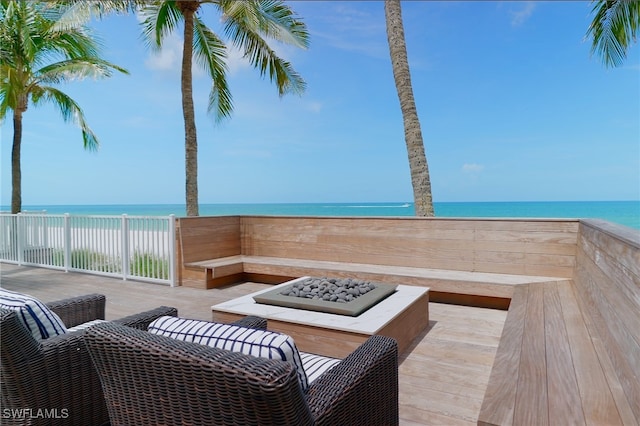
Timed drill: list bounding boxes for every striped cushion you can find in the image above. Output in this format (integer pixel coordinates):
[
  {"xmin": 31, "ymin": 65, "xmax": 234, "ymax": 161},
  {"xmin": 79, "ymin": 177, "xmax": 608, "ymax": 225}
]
[
  {"xmin": 0, "ymin": 289, "xmax": 67, "ymax": 340},
  {"xmin": 148, "ymin": 316, "xmax": 309, "ymax": 391},
  {"xmin": 300, "ymin": 351, "xmax": 341, "ymax": 384},
  {"xmin": 67, "ymin": 319, "xmax": 108, "ymax": 332}
]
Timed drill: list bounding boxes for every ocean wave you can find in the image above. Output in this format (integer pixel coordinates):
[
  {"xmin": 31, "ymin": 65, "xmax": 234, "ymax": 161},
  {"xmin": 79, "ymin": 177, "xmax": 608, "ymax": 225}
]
[{"xmin": 324, "ymin": 204, "xmax": 411, "ymax": 208}]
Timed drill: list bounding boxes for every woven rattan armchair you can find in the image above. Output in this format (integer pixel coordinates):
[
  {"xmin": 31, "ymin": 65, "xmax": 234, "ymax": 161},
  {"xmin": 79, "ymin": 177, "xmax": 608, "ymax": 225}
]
[
  {"xmin": 85, "ymin": 321, "xmax": 399, "ymax": 426},
  {"xmin": 0, "ymin": 293, "xmax": 177, "ymax": 426}
]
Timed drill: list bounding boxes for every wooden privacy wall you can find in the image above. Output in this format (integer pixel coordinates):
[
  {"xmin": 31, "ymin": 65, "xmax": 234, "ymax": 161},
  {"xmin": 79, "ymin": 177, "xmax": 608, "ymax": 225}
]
[
  {"xmin": 177, "ymin": 216, "xmax": 241, "ymax": 262},
  {"xmin": 176, "ymin": 217, "xmax": 241, "ymax": 286},
  {"xmin": 240, "ymin": 216, "xmax": 578, "ymax": 278},
  {"xmin": 574, "ymin": 219, "xmax": 640, "ymax": 423}
]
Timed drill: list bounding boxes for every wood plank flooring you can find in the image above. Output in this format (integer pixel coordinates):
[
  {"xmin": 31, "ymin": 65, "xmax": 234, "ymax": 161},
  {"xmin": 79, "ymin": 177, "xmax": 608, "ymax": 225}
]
[{"xmin": 0, "ymin": 263, "xmax": 507, "ymax": 425}]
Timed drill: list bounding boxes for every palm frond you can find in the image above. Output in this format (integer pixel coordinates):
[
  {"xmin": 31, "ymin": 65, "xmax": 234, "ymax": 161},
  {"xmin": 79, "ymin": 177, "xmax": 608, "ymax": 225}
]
[
  {"xmin": 31, "ymin": 86, "xmax": 99, "ymax": 150},
  {"xmin": 47, "ymin": 1, "xmax": 93, "ymax": 32},
  {"xmin": 39, "ymin": 0, "xmax": 145, "ymax": 35},
  {"xmin": 0, "ymin": 64, "xmax": 26, "ymax": 120},
  {"xmin": 0, "ymin": 61, "xmax": 31, "ymax": 116},
  {"xmin": 43, "ymin": 26, "xmax": 101, "ymax": 62},
  {"xmin": 587, "ymin": 0, "xmax": 640, "ymax": 67},
  {"xmin": 219, "ymin": 0, "xmax": 309, "ymax": 49},
  {"xmin": 220, "ymin": 0, "xmax": 307, "ymax": 96},
  {"xmin": 1, "ymin": 0, "xmax": 43, "ymax": 66},
  {"xmin": 1, "ymin": 0, "xmax": 126, "ymax": 140},
  {"xmin": 36, "ymin": 58, "xmax": 129, "ymax": 85},
  {"xmin": 54, "ymin": 0, "xmax": 144, "ymax": 21},
  {"xmin": 139, "ymin": 1, "xmax": 183, "ymax": 51},
  {"xmin": 193, "ymin": 16, "xmax": 233, "ymax": 122}
]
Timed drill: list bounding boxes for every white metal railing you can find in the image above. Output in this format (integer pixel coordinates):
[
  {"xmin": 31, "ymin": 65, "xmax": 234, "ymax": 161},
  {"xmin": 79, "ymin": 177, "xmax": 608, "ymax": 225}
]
[{"xmin": 0, "ymin": 213, "xmax": 176, "ymax": 286}]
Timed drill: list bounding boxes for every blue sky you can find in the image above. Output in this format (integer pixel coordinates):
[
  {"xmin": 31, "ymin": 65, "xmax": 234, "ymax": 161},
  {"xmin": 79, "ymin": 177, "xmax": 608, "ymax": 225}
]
[{"xmin": 1, "ymin": 1, "xmax": 639, "ymax": 206}]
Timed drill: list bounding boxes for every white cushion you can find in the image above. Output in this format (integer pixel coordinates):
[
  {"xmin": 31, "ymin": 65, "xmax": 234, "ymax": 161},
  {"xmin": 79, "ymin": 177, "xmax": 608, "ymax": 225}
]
[
  {"xmin": 0, "ymin": 289, "xmax": 67, "ymax": 340},
  {"xmin": 67, "ymin": 319, "xmax": 108, "ymax": 332},
  {"xmin": 148, "ymin": 316, "xmax": 309, "ymax": 390},
  {"xmin": 299, "ymin": 351, "xmax": 341, "ymax": 384}
]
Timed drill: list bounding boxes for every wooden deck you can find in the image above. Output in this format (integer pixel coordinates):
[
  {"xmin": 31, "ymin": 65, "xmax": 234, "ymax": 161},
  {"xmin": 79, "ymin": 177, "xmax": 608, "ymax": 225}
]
[{"xmin": 0, "ymin": 263, "xmax": 506, "ymax": 426}]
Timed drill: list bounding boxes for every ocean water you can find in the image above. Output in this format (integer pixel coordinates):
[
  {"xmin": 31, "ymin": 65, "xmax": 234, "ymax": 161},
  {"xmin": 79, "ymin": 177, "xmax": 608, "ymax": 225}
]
[{"xmin": 6, "ymin": 201, "xmax": 639, "ymax": 230}]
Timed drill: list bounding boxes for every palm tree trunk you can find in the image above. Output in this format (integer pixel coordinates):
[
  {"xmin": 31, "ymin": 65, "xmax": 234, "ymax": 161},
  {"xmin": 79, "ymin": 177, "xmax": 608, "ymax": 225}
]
[
  {"xmin": 11, "ymin": 109, "xmax": 24, "ymax": 214},
  {"xmin": 178, "ymin": 2, "xmax": 200, "ymax": 217},
  {"xmin": 385, "ymin": 0, "xmax": 434, "ymax": 217}
]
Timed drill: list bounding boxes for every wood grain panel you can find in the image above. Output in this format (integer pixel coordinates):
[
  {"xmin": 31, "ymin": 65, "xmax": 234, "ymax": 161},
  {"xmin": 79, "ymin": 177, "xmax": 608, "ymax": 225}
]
[
  {"xmin": 240, "ymin": 257, "xmax": 519, "ymax": 298},
  {"xmin": 240, "ymin": 216, "xmax": 578, "ymax": 278},
  {"xmin": 478, "ymin": 285, "xmax": 528, "ymax": 426},
  {"xmin": 576, "ymin": 242, "xmax": 640, "ymax": 344},
  {"xmin": 557, "ymin": 283, "xmax": 624, "ymax": 425},
  {"xmin": 580, "ymin": 220, "xmax": 640, "ymax": 278},
  {"xmin": 400, "ymin": 357, "xmax": 491, "ymax": 397},
  {"xmin": 543, "ymin": 282, "xmax": 585, "ymax": 425},
  {"xmin": 577, "ymin": 233, "xmax": 640, "ymax": 330},
  {"xmin": 574, "ymin": 221, "xmax": 640, "ymax": 423},
  {"xmin": 565, "ymin": 285, "xmax": 638, "ymax": 425},
  {"xmin": 514, "ymin": 284, "xmax": 548, "ymax": 426},
  {"xmin": 400, "ymin": 384, "xmax": 482, "ymax": 423},
  {"xmin": 378, "ymin": 291, "xmax": 429, "ymax": 355},
  {"xmin": 177, "ymin": 216, "xmax": 241, "ymax": 262},
  {"xmin": 574, "ymin": 260, "xmax": 640, "ymax": 422},
  {"xmin": 176, "ymin": 216, "xmax": 242, "ymax": 285},
  {"xmin": 574, "ymin": 220, "xmax": 639, "ymax": 423}
]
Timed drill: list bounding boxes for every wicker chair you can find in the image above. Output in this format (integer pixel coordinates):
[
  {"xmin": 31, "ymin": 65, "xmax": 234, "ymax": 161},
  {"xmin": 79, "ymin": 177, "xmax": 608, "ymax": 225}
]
[
  {"xmin": 0, "ymin": 293, "xmax": 178, "ymax": 426},
  {"xmin": 85, "ymin": 321, "xmax": 399, "ymax": 426}
]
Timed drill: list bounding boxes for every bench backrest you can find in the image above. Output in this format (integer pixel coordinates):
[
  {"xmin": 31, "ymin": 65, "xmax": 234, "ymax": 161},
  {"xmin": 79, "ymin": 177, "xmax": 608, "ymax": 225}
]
[
  {"xmin": 573, "ymin": 219, "xmax": 640, "ymax": 422},
  {"xmin": 241, "ymin": 216, "xmax": 578, "ymax": 278},
  {"xmin": 177, "ymin": 216, "xmax": 241, "ymax": 264}
]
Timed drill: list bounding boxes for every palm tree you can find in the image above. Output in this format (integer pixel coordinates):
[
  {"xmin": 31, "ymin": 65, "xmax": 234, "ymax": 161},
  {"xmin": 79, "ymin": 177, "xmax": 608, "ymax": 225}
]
[
  {"xmin": 0, "ymin": 0, "xmax": 128, "ymax": 214},
  {"xmin": 384, "ymin": 0, "xmax": 434, "ymax": 217},
  {"xmin": 140, "ymin": 0, "xmax": 309, "ymax": 216},
  {"xmin": 587, "ymin": 0, "xmax": 640, "ymax": 67}
]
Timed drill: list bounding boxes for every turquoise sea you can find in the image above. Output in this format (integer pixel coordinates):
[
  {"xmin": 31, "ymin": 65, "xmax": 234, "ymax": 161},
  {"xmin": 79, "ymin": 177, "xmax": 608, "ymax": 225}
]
[{"xmin": 6, "ymin": 201, "xmax": 639, "ymax": 230}]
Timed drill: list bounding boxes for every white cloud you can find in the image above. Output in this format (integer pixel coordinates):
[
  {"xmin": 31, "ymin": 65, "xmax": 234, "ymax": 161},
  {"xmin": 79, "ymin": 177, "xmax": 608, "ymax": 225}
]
[
  {"xmin": 145, "ymin": 33, "xmax": 182, "ymax": 72},
  {"xmin": 310, "ymin": 4, "xmax": 387, "ymax": 59},
  {"xmin": 462, "ymin": 163, "xmax": 485, "ymax": 173},
  {"xmin": 510, "ymin": 2, "xmax": 535, "ymax": 27},
  {"xmin": 306, "ymin": 101, "xmax": 323, "ymax": 113},
  {"xmin": 144, "ymin": 34, "xmax": 206, "ymax": 78},
  {"xmin": 226, "ymin": 44, "xmax": 251, "ymax": 75}
]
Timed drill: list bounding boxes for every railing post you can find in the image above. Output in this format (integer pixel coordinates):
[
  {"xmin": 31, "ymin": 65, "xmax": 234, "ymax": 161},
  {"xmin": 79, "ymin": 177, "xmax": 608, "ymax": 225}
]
[
  {"xmin": 121, "ymin": 214, "xmax": 129, "ymax": 280},
  {"xmin": 43, "ymin": 210, "xmax": 49, "ymax": 254},
  {"xmin": 16, "ymin": 213, "xmax": 24, "ymax": 265},
  {"xmin": 168, "ymin": 214, "xmax": 176, "ymax": 287},
  {"xmin": 64, "ymin": 214, "xmax": 71, "ymax": 272}
]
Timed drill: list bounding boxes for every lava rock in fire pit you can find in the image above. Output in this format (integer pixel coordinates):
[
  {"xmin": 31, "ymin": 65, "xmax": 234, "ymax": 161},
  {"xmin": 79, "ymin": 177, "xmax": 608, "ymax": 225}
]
[{"xmin": 281, "ymin": 277, "xmax": 377, "ymax": 303}]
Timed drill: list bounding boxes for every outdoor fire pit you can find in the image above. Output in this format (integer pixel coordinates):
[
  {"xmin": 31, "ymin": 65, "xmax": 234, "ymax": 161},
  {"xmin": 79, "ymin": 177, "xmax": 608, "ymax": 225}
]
[{"xmin": 253, "ymin": 277, "xmax": 397, "ymax": 316}]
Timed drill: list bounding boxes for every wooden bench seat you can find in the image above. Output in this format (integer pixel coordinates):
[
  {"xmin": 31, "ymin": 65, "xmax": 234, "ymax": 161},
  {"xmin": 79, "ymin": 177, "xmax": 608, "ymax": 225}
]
[
  {"xmin": 478, "ymin": 280, "xmax": 636, "ymax": 425},
  {"xmin": 184, "ymin": 254, "xmax": 565, "ymax": 308},
  {"xmin": 182, "ymin": 256, "xmax": 245, "ymax": 288},
  {"xmin": 240, "ymin": 256, "xmax": 561, "ymax": 298}
]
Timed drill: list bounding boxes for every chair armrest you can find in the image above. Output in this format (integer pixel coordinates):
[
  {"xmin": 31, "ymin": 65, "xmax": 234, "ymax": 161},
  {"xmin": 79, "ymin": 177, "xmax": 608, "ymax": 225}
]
[
  {"xmin": 41, "ymin": 332, "xmax": 109, "ymax": 424},
  {"xmin": 305, "ymin": 335, "xmax": 399, "ymax": 426},
  {"xmin": 231, "ymin": 315, "xmax": 267, "ymax": 329},
  {"xmin": 112, "ymin": 306, "xmax": 178, "ymax": 330},
  {"xmin": 46, "ymin": 294, "xmax": 106, "ymax": 328}
]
